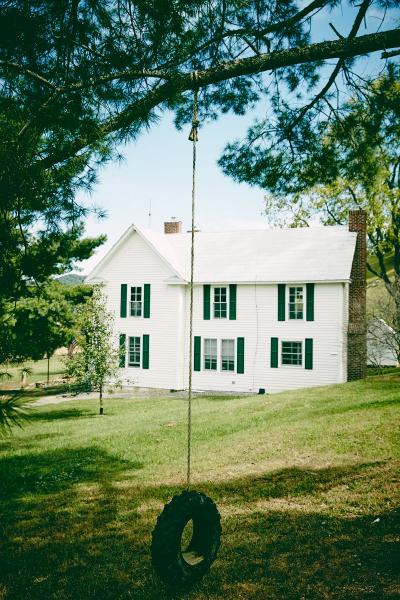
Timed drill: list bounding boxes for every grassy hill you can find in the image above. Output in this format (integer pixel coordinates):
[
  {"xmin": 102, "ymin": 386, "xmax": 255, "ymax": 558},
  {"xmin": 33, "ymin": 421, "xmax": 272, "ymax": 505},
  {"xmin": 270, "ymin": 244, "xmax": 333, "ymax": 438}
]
[
  {"xmin": 367, "ymin": 253, "xmax": 394, "ymax": 281},
  {"xmin": 0, "ymin": 377, "xmax": 399, "ymax": 599}
]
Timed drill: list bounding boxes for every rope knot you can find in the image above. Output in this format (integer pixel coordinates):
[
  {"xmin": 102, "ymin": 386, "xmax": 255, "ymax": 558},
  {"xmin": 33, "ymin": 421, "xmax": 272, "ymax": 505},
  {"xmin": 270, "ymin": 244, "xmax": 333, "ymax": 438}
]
[{"xmin": 188, "ymin": 71, "xmax": 199, "ymax": 142}]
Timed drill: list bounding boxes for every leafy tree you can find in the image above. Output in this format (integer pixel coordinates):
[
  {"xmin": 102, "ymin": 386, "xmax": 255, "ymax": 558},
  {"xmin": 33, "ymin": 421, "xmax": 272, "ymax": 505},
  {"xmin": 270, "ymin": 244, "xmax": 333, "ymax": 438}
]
[
  {"xmin": 0, "ymin": 0, "xmax": 398, "ymax": 353},
  {"xmin": 66, "ymin": 287, "xmax": 120, "ymax": 415},
  {"xmin": 0, "ymin": 281, "xmax": 92, "ymax": 370},
  {"xmin": 220, "ymin": 65, "xmax": 400, "ymax": 305},
  {"xmin": 0, "ymin": 1, "xmax": 398, "ymax": 308}
]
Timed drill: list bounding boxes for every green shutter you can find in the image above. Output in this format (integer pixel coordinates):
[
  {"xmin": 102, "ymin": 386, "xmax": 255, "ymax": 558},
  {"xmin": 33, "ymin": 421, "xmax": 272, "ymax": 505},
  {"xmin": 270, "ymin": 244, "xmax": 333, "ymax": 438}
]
[
  {"xmin": 203, "ymin": 285, "xmax": 211, "ymax": 320},
  {"xmin": 237, "ymin": 337, "xmax": 245, "ymax": 373},
  {"xmin": 278, "ymin": 284, "xmax": 286, "ymax": 321},
  {"xmin": 306, "ymin": 283, "xmax": 315, "ymax": 321},
  {"xmin": 194, "ymin": 336, "xmax": 201, "ymax": 371},
  {"xmin": 305, "ymin": 338, "xmax": 313, "ymax": 370},
  {"xmin": 119, "ymin": 334, "xmax": 126, "ymax": 368},
  {"xmin": 143, "ymin": 284, "xmax": 151, "ymax": 318},
  {"xmin": 229, "ymin": 284, "xmax": 237, "ymax": 320},
  {"xmin": 142, "ymin": 334, "xmax": 150, "ymax": 369},
  {"xmin": 120, "ymin": 284, "xmax": 127, "ymax": 318},
  {"xmin": 270, "ymin": 337, "xmax": 279, "ymax": 368}
]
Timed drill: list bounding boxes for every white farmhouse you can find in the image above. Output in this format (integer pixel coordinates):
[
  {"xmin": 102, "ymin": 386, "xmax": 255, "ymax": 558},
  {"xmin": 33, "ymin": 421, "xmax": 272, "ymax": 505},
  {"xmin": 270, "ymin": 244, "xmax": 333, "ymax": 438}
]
[{"xmin": 86, "ymin": 210, "xmax": 367, "ymax": 393}]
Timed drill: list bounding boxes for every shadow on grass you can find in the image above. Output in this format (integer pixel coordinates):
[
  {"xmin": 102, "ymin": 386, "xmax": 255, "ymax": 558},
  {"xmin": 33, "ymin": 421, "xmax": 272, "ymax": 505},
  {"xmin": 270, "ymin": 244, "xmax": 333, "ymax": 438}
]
[
  {"xmin": 0, "ymin": 446, "xmax": 142, "ymax": 500},
  {"xmin": 27, "ymin": 407, "xmax": 95, "ymax": 422},
  {"xmin": 0, "ymin": 452, "xmax": 398, "ymax": 600}
]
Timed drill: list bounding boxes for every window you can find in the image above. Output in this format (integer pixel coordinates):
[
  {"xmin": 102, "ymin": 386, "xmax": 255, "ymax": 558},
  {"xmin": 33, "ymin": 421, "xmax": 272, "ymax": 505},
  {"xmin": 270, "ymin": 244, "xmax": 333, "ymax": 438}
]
[
  {"xmin": 281, "ymin": 341, "xmax": 302, "ymax": 366},
  {"xmin": 204, "ymin": 339, "xmax": 217, "ymax": 370},
  {"xmin": 289, "ymin": 286, "xmax": 304, "ymax": 320},
  {"xmin": 130, "ymin": 286, "xmax": 142, "ymax": 316},
  {"xmin": 221, "ymin": 339, "xmax": 235, "ymax": 371},
  {"xmin": 214, "ymin": 287, "xmax": 227, "ymax": 318},
  {"xmin": 128, "ymin": 336, "xmax": 141, "ymax": 367}
]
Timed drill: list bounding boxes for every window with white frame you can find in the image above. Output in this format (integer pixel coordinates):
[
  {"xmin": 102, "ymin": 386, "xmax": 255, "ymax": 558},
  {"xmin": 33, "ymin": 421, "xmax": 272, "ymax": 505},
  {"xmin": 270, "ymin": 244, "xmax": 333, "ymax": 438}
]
[
  {"xmin": 130, "ymin": 286, "xmax": 142, "ymax": 316},
  {"xmin": 128, "ymin": 336, "xmax": 141, "ymax": 367},
  {"xmin": 204, "ymin": 338, "xmax": 217, "ymax": 370},
  {"xmin": 221, "ymin": 339, "xmax": 235, "ymax": 371},
  {"xmin": 214, "ymin": 287, "xmax": 227, "ymax": 318},
  {"xmin": 288, "ymin": 286, "xmax": 304, "ymax": 320},
  {"xmin": 281, "ymin": 341, "xmax": 302, "ymax": 366}
]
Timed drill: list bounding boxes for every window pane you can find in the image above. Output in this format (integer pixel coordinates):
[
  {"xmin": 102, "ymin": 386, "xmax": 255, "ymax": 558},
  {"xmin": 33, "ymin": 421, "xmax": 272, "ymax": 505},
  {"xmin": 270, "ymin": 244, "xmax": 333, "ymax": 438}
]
[
  {"xmin": 204, "ymin": 338, "xmax": 217, "ymax": 370},
  {"xmin": 281, "ymin": 341, "xmax": 302, "ymax": 365},
  {"xmin": 221, "ymin": 339, "xmax": 235, "ymax": 371},
  {"xmin": 214, "ymin": 287, "xmax": 227, "ymax": 319},
  {"xmin": 128, "ymin": 336, "xmax": 141, "ymax": 367},
  {"xmin": 289, "ymin": 286, "xmax": 303, "ymax": 319},
  {"xmin": 130, "ymin": 286, "xmax": 142, "ymax": 316}
]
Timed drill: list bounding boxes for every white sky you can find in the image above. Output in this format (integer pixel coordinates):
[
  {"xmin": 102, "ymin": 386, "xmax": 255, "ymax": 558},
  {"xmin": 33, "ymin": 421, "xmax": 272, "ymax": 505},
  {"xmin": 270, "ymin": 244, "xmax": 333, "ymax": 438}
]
[{"xmin": 76, "ymin": 3, "xmax": 399, "ymax": 275}]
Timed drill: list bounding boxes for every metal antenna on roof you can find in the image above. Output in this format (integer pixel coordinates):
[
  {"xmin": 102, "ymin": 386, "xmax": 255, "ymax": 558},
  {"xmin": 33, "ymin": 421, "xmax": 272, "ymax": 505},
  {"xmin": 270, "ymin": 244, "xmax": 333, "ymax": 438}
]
[
  {"xmin": 148, "ymin": 197, "xmax": 152, "ymax": 228},
  {"xmin": 186, "ymin": 71, "xmax": 199, "ymax": 490}
]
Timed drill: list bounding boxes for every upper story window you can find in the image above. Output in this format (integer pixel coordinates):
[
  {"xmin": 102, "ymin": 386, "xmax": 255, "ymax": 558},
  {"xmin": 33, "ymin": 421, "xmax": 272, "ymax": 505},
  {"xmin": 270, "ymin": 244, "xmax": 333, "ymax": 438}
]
[
  {"xmin": 281, "ymin": 341, "xmax": 302, "ymax": 366},
  {"xmin": 214, "ymin": 287, "xmax": 227, "ymax": 318},
  {"xmin": 204, "ymin": 338, "xmax": 217, "ymax": 370},
  {"xmin": 130, "ymin": 286, "xmax": 142, "ymax": 316},
  {"xmin": 289, "ymin": 286, "xmax": 304, "ymax": 320},
  {"xmin": 221, "ymin": 339, "xmax": 235, "ymax": 371},
  {"xmin": 128, "ymin": 336, "xmax": 141, "ymax": 367}
]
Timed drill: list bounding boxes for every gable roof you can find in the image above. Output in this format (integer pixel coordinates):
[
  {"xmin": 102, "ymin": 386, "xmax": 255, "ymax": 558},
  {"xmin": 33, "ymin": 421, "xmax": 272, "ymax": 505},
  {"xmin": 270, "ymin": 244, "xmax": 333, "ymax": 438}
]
[{"xmin": 87, "ymin": 224, "xmax": 357, "ymax": 284}]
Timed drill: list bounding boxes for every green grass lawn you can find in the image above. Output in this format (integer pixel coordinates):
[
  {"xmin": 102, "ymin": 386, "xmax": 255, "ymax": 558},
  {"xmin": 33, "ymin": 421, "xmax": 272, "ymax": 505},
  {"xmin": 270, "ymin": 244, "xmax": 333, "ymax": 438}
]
[
  {"xmin": 0, "ymin": 376, "xmax": 399, "ymax": 599},
  {"xmin": 0, "ymin": 355, "xmax": 66, "ymax": 386}
]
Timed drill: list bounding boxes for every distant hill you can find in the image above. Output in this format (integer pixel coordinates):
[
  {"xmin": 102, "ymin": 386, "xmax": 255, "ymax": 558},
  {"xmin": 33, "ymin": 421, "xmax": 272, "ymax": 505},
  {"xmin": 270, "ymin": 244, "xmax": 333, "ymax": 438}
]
[
  {"xmin": 367, "ymin": 253, "xmax": 394, "ymax": 281},
  {"xmin": 56, "ymin": 273, "xmax": 86, "ymax": 285}
]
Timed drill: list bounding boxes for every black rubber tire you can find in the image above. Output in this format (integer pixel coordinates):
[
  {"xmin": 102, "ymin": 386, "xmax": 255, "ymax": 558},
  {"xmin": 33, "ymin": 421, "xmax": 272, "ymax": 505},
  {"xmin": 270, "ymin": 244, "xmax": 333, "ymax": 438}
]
[{"xmin": 151, "ymin": 490, "xmax": 221, "ymax": 587}]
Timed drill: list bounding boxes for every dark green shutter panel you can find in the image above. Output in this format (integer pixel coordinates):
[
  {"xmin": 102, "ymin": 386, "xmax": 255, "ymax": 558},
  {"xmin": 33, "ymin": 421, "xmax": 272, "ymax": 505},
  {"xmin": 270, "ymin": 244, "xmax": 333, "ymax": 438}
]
[
  {"xmin": 237, "ymin": 337, "xmax": 245, "ymax": 373},
  {"xmin": 229, "ymin": 284, "xmax": 237, "ymax": 320},
  {"xmin": 119, "ymin": 334, "xmax": 126, "ymax": 368},
  {"xmin": 270, "ymin": 337, "xmax": 279, "ymax": 368},
  {"xmin": 144, "ymin": 284, "xmax": 151, "ymax": 318},
  {"xmin": 194, "ymin": 336, "xmax": 201, "ymax": 371},
  {"xmin": 278, "ymin": 284, "xmax": 286, "ymax": 321},
  {"xmin": 142, "ymin": 334, "xmax": 150, "ymax": 369},
  {"xmin": 305, "ymin": 338, "xmax": 313, "ymax": 370},
  {"xmin": 306, "ymin": 283, "xmax": 315, "ymax": 321},
  {"xmin": 120, "ymin": 284, "xmax": 127, "ymax": 318},
  {"xmin": 203, "ymin": 285, "xmax": 211, "ymax": 320}
]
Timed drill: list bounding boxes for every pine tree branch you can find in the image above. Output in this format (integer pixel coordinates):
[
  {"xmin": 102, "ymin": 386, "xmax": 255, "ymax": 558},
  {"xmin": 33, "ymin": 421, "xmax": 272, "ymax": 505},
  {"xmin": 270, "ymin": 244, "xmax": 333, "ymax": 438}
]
[{"xmin": 38, "ymin": 27, "xmax": 400, "ymax": 170}]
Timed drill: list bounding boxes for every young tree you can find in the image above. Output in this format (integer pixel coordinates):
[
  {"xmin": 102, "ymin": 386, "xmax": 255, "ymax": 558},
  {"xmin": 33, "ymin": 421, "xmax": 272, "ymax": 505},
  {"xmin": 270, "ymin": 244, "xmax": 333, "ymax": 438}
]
[{"xmin": 66, "ymin": 287, "xmax": 120, "ymax": 415}]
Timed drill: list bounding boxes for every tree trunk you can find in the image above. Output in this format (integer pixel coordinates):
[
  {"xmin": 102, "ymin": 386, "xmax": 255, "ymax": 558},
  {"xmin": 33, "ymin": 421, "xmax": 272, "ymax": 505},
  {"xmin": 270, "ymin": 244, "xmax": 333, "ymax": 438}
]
[
  {"xmin": 99, "ymin": 385, "xmax": 104, "ymax": 415},
  {"xmin": 47, "ymin": 353, "xmax": 50, "ymax": 385}
]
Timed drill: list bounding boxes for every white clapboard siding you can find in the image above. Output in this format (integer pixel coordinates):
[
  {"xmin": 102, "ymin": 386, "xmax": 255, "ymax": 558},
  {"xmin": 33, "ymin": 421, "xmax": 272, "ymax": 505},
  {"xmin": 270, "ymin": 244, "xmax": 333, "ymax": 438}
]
[
  {"xmin": 87, "ymin": 225, "xmax": 354, "ymax": 393},
  {"xmin": 182, "ymin": 282, "xmax": 348, "ymax": 393},
  {"xmin": 94, "ymin": 230, "xmax": 185, "ymax": 390}
]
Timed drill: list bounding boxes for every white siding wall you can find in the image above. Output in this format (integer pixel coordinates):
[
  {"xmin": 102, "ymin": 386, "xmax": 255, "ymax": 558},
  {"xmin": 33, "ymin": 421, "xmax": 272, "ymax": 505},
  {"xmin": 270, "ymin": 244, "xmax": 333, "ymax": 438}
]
[
  {"xmin": 99, "ymin": 231, "xmax": 184, "ymax": 390},
  {"xmin": 185, "ymin": 282, "xmax": 347, "ymax": 393},
  {"xmin": 95, "ymin": 231, "xmax": 348, "ymax": 393}
]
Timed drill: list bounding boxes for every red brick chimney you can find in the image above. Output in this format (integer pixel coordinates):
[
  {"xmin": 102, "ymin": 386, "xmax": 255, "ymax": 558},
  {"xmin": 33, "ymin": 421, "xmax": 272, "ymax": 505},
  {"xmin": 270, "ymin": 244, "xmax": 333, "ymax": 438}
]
[
  {"xmin": 164, "ymin": 220, "xmax": 182, "ymax": 234},
  {"xmin": 347, "ymin": 209, "xmax": 367, "ymax": 380}
]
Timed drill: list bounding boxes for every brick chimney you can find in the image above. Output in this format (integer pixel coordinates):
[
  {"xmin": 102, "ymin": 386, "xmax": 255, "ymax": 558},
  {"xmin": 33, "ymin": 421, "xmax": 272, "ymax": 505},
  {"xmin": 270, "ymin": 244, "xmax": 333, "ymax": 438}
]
[
  {"xmin": 164, "ymin": 220, "xmax": 182, "ymax": 234},
  {"xmin": 347, "ymin": 209, "xmax": 367, "ymax": 380}
]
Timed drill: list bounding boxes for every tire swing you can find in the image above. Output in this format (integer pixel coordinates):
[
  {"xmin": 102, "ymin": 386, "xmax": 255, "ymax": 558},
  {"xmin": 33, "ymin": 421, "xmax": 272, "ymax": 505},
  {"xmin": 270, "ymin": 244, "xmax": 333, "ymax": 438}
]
[{"xmin": 151, "ymin": 73, "xmax": 222, "ymax": 588}]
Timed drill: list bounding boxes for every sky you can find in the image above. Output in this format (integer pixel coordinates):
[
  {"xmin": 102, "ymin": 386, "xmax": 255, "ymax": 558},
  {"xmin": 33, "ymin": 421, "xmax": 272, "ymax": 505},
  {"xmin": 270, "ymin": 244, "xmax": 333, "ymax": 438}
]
[{"xmin": 76, "ymin": 2, "xmax": 399, "ymax": 275}]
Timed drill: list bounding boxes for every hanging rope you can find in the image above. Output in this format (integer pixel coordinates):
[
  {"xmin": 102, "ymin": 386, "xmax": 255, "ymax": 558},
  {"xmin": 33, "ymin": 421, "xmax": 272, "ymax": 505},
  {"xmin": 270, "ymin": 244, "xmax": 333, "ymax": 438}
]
[{"xmin": 186, "ymin": 71, "xmax": 199, "ymax": 490}]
